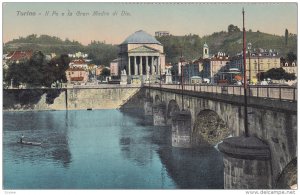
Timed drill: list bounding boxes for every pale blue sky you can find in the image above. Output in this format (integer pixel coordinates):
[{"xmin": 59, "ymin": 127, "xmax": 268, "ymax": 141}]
[{"xmin": 3, "ymin": 2, "xmax": 298, "ymax": 45}]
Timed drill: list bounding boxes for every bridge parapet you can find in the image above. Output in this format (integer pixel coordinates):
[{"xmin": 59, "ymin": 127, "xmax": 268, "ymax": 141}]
[
  {"xmin": 149, "ymin": 84, "xmax": 297, "ymax": 102},
  {"xmin": 148, "ymin": 84, "xmax": 297, "ymax": 113}
]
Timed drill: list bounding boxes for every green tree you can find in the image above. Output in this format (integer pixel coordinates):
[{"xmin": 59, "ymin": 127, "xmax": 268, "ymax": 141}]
[
  {"xmin": 286, "ymin": 52, "xmax": 297, "ymax": 63},
  {"xmin": 260, "ymin": 68, "xmax": 296, "ymax": 81},
  {"xmin": 228, "ymin": 24, "xmax": 241, "ymax": 34},
  {"xmin": 101, "ymin": 68, "xmax": 110, "ymax": 77},
  {"xmin": 285, "ymin": 29, "xmax": 289, "ymax": 46},
  {"xmin": 4, "ymin": 51, "xmax": 70, "ymax": 88}
]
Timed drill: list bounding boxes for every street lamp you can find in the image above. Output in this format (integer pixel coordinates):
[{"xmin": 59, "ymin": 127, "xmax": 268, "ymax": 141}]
[{"xmin": 180, "ymin": 56, "xmax": 184, "ymax": 110}]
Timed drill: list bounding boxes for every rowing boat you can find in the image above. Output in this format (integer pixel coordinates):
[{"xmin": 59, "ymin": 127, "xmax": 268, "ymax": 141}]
[{"xmin": 17, "ymin": 141, "xmax": 42, "ymax": 146}]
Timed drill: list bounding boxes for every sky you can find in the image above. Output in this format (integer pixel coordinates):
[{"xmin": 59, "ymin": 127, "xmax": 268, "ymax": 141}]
[{"xmin": 2, "ymin": 2, "xmax": 298, "ymax": 45}]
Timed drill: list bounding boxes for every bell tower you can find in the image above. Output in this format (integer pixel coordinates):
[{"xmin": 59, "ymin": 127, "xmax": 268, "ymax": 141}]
[{"xmin": 203, "ymin": 43, "xmax": 209, "ymax": 59}]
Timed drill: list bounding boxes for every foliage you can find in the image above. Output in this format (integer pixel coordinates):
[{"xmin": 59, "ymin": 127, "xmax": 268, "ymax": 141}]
[
  {"xmin": 157, "ymin": 29, "xmax": 297, "ymax": 64},
  {"xmin": 85, "ymin": 41, "xmax": 118, "ymax": 66},
  {"xmin": 100, "ymin": 68, "xmax": 111, "ymax": 77},
  {"xmin": 4, "ymin": 29, "xmax": 298, "ymax": 67},
  {"xmin": 228, "ymin": 24, "xmax": 241, "ymax": 34},
  {"xmin": 4, "ymin": 51, "xmax": 70, "ymax": 88},
  {"xmin": 286, "ymin": 52, "xmax": 297, "ymax": 63},
  {"xmin": 259, "ymin": 68, "xmax": 296, "ymax": 81},
  {"xmin": 285, "ymin": 29, "xmax": 288, "ymax": 46}
]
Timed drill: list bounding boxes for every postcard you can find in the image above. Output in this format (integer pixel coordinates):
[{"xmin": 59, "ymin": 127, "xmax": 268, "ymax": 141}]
[{"xmin": 2, "ymin": 2, "xmax": 297, "ymax": 193}]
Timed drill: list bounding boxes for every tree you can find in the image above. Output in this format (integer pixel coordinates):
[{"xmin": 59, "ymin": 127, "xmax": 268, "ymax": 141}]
[
  {"xmin": 260, "ymin": 68, "xmax": 296, "ymax": 81},
  {"xmin": 4, "ymin": 51, "xmax": 70, "ymax": 88},
  {"xmin": 228, "ymin": 24, "xmax": 241, "ymax": 34},
  {"xmin": 285, "ymin": 29, "xmax": 289, "ymax": 46},
  {"xmin": 101, "ymin": 68, "xmax": 110, "ymax": 77},
  {"xmin": 286, "ymin": 52, "xmax": 297, "ymax": 63}
]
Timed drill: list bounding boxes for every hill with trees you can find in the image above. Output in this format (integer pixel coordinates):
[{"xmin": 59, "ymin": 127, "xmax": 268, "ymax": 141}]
[
  {"xmin": 157, "ymin": 25, "xmax": 297, "ymax": 63},
  {"xmin": 4, "ymin": 34, "xmax": 118, "ymax": 66},
  {"xmin": 3, "ymin": 25, "xmax": 297, "ymax": 65}
]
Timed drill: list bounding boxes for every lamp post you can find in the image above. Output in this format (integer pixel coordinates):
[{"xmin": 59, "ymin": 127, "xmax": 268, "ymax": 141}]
[
  {"xmin": 180, "ymin": 57, "xmax": 184, "ymax": 111},
  {"xmin": 243, "ymin": 8, "xmax": 249, "ymax": 137},
  {"xmin": 10, "ymin": 78, "xmax": 13, "ymax": 89}
]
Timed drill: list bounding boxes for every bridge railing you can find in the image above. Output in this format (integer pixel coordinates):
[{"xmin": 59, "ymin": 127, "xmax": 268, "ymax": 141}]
[{"xmin": 150, "ymin": 84, "xmax": 297, "ymax": 102}]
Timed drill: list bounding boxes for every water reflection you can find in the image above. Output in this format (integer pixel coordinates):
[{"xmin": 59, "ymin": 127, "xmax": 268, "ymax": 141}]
[
  {"xmin": 4, "ymin": 108, "xmax": 223, "ymax": 189},
  {"xmin": 3, "ymin": 111, "xmax": 72, "ymax": 167},
  {"xmin": 119, "ymin": 108, "xmax": 224, "ymax": 189},
  {"xmin": 118, "ymin": 114, "xmax": 156, "ymax": 167}
]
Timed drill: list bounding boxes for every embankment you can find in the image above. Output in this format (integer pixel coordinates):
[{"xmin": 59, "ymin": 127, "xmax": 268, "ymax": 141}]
[{"xmin": 3, "ymin": 87, "xmax": 140, "ymax": 111}]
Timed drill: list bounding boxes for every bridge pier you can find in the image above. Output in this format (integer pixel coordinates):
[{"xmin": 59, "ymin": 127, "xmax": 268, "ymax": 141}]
[
  {"xmin": 218, "ymin": 136, "xmax": 272, "ymax": 189},
  {"xmin": 144, "ymin": 97, "xmax": 153, "ymax": 116},
  {"xmin": 172, "ymin": 110, "xmax": 192, "ymax": 148},
  {"xmin": 153, "ymin": 102, "xmax": 167, "ymax": 126}
]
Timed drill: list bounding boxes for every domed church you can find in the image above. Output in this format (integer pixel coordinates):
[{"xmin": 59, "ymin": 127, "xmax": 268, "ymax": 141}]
[{"xmin": 119, "ymin": 30, "xmax": 166, "ymax": 83}]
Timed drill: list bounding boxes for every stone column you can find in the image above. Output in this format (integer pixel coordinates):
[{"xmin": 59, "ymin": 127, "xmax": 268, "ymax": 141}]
[
  {"xmin": 151, "ymin": 56, "xmax": 155, "ymax": 75},
  {"xmin": 171, "ymin": 110, "xmax": 192, "ymax": 148},
  {"xmin": 128, "ymin": 56, "xmax": 131, "ymax": 75},
  {"xmin": 134, "ymin": 56, "xmax": 138, "ymax": 75},
  {"xmin": 218, "ymin": 136, "xmax": 272, "ymax": 189},
  {"xmin": 146, "ymin": 56, "xmax": 149, "ymax": 76},
  {"xmin": 139, "ymin": 56, "xmax": 143, "ymax": 75}
]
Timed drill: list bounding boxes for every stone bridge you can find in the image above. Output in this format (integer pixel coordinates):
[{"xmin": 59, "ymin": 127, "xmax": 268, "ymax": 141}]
[{"xmin": 144, "ymin": 84, "xmax": 297, "ymax": 189}]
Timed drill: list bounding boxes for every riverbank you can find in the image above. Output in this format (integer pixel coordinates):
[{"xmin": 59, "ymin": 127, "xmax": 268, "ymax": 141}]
[{"xmin": 3, "ymin": 87, "xmax": 141, "ymax": 111}]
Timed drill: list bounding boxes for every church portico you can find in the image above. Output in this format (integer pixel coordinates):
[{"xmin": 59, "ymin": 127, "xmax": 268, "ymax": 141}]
[{"xmin": 119, "ymin": 30, "xmax": 166, "ymax": 84}]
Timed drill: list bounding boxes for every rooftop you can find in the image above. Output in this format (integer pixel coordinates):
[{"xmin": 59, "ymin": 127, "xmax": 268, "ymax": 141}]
[{"xmin": 121, "ymin": 30, "xmax": 161, "ymax": 45}]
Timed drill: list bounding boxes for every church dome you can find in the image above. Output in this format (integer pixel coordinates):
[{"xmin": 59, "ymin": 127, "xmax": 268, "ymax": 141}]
[{"xmin": 122, "ymin": 30, "xmax": 161, "ymax": 45}]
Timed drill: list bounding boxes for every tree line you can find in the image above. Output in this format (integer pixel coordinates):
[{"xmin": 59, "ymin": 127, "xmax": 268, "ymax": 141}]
[{"xmin": 4, "ymin": 26, "xmax": 297, "ymax": 66}]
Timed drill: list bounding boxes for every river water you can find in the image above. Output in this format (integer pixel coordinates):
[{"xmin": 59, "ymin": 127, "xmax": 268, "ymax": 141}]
[{"xmin": 3, "ymin": 109, "xmax": 224, "ymax": 189}]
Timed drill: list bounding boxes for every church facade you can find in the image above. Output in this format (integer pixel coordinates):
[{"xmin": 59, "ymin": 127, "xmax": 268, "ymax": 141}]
[{"xmin": 119, "ymin": 30, "xmax": 166, "ymax": 83}]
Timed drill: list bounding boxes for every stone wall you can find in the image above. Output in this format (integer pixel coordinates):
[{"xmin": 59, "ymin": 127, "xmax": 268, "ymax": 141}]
[
  {"xmin": 3, "ymin": 87, "xmax": 140, "ymax": 111},
  {"xmin": 148, "ymin": 88, "xmax": 297, "ymax": 188}
]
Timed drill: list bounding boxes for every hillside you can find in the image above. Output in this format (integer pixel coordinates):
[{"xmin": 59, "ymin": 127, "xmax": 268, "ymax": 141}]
[
  {"xmin": 4, "ymin": 30, "xmax": 297, "ymax": 65},
  {"xmin": 157, "ymin": 30, "xmax": 297, "ymax": 63},
  {"xmin": 4, "ymin": 34, "xmax": 118, "ymax": 66}
]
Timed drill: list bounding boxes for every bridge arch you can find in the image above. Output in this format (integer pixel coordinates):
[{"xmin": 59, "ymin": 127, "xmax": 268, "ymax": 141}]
[
  {"xmin": 166, "ymin": 100, "xmax": 180, "ymax": 125},
  {"xmin": 192, "ymin": 109, "xmax": 230, "ymax": 147},
  {"xmin": 275, "ymin": 158, "xmax": 297, "ymax": 189}
]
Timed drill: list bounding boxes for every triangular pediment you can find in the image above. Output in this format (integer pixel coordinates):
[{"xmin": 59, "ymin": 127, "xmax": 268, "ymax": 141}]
[{"xmin": 128, "ymin": 45, "xmax": 159, "ymax": 53}]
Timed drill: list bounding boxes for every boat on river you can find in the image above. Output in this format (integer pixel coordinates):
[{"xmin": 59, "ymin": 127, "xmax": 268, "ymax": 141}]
[{"xmin": 17, "ymin": 141, "xmax": 42, "ymax": 146}]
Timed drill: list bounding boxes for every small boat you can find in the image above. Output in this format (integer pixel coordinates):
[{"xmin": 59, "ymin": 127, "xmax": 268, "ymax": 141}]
[
  {"xmin": 87, "ymin": 108, "xmax": 92, "ymax": 110},
  {"xmin": 17, "ymin": 141, "xmax": 42, "ymax": 146}
]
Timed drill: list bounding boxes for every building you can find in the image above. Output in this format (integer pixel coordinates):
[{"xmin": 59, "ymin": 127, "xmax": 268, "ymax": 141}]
[
  {"xmin": 178, "ymin": 57, "xmax": 188, "ymax": 76},
  {"xmin": 69, "ymin": 58, "xmax": 88, "ymax": 69},
  {"xmin": 203, "ymin": 43, "xmax": 209, "ymax": 59},
  {"xmin": 119, "ymin": 30, "xmax": 166, "ymax": 83},
  {"xmin": 66, "ymin": 67, "xmax": 88, "ymax": 84},
  {"xmin": 110, "ymin": 59, "xmax": 119, "ymax": 76},
  {"xmin": 183, "ymin": 62, "xmax": 202, "ymax": 83},
  {"xmin": 68, "ymin": 52, "xmax": 88, "ymax": 59},
  {"xmin": 155, "ymin": 31, "xmax": 170, "ymax": 37},
  {"xmin": 230, "ymin": 49, "xmax": 281, "ymax": 83},
  {"xmin": 95, "ymin": 65, "xmax": 106, "ymax": 76},
  {"xmin": 4, "ymin": 51, "xmax": 33, "ymax": 68},
  {"xmin": 280, "ymin": 58, "xmax": 297, "ymax": 77}
]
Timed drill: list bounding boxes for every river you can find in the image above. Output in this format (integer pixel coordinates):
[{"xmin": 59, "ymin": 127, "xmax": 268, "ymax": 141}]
[{"xmin": 3, "ymin": 109, "xmax": 224, "ymax": 189}]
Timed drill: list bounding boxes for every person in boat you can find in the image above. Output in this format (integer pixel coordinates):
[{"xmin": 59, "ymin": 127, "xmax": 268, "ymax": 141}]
[{"xmin": 20, "ymin": 134, "xmax": 24, "ymax": 143}]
